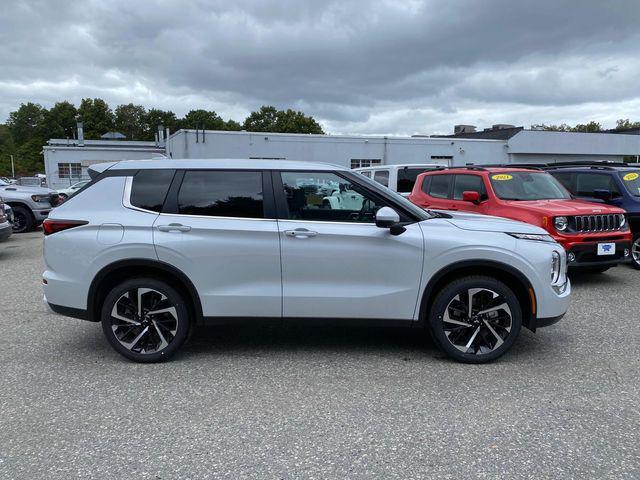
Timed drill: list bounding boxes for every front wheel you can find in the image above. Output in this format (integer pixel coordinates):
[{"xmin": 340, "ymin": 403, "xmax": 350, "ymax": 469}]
[
  {"xmin": 631, "ymin": 234, "xmax": 640, "ymax": 270},
  {"xmin": 428, "ymin": 276, "xmax": 522, "ymax": 364},
  {"xmin": 11, "ymin": 206, "xmax": 34, "ymax": 233},
  {"xmin": 101, "ymin": 278, "xmax": 191, "ymax": 362}
]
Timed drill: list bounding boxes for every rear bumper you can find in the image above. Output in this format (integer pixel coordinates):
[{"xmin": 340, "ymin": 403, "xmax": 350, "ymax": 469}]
[
  {"xmin": 44, "ymin": 294, "xmax": 90, "ymax": 321},
  {"xmin": 0, "ymin": 222, "xmax": 12, "ymax": 242}
]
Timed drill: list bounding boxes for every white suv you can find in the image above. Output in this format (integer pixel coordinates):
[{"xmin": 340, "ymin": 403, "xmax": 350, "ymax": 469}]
[
  {"xmin": 43, "ymin": 159, "xmax": 570, "ymax": 363},
  {"xmin": 355, "ymin": 164, "xmax": 444, "ymax": 196}
]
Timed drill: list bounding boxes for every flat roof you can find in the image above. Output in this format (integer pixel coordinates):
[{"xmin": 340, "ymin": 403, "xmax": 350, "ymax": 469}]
[{"xmin": 107, "ymin": 158, "xmax": 347, "ymax": 171}]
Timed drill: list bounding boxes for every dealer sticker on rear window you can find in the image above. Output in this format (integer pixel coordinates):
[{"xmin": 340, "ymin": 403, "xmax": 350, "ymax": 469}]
[
  {"xmin": 623, "ymin": 172, "xmax": 639, "ymax": 181},
  {"xmin": 492, "ymin": 174, "xmax": 513, "ymax": 181}
]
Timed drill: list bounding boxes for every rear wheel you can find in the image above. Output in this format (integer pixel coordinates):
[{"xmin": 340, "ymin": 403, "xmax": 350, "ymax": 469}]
[
  {"xmin": 11, "ymin": 206, "xmax": 34, "ymax": 233},
  {"xmin": 632, "ymin": 234, "xmax": 640, "ymax": 270},
  {"xmin": 428, "ymin": 276, "xmax": 522, "ymax": 364},
  {"xmin": 101, "ymin": 278, "xmax": 191, "ymax": 362}
]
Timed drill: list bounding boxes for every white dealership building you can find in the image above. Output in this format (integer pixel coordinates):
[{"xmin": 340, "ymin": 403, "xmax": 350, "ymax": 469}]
[{"xmin": 43, "ymin": 124, "xmax": 640, "ymax": 190}]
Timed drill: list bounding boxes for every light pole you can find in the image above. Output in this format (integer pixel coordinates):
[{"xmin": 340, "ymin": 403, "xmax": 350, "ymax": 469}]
[{"xmin": 10, "ymin": 155, "xmax": 15, "ymax": 178}]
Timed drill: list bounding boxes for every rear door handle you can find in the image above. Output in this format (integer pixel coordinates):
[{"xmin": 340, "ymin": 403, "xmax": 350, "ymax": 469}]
[
  {"xmin": 284, "ymin": 228, "xmax": 318, "ymax": 238},
  {"xmin": 157, "ymin": 223, "xmax": 191, "ymax": 232}
]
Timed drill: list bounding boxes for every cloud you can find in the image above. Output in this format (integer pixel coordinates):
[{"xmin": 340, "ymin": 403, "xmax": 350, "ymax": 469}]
[{"xmin": 1, "ymin": 0, "xmax": 639, "ymax": 135}]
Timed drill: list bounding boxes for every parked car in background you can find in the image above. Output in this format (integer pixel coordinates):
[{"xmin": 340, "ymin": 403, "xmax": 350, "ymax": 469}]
[
  {"xmin": 409, "ymin": 166, "xmax": 632, "ymax": 273},
  {"xmin": 0, "ymin": 178, "xmax": 61, "ymax": 233},
  {"xmin": 2, "ymin": 203, "xmax": 14, "ymax": 225},
  {"xmin": 17, "ymin": 176, "xmax": 48, "ymax": 188},
  {"xmin": 355, "ymin": 164, "xmax": 444, "ymax": 196},
  {"xmin": 43, "ymin": 159, "xmax": 569, "ymax": 364},
  {"xmin": 57, "ymin": 180, "xmax": 91, "ymax": 199},
  {"xmin": 0, "ymin": 197, "xmax": 12, "ymax": 246},
  {"xmin": 545, "ymin": 163, "xmax": 640, "ymax": 270}
]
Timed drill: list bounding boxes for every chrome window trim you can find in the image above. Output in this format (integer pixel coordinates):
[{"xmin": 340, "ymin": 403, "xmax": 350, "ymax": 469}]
[{"xmin": 158, "ymin": 212, "xmax": 276, "ymax": 222}]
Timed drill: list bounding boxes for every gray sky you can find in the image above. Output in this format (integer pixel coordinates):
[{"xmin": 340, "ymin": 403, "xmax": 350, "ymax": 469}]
[{"xmin": 1, "ymin": 0, "xmax": 639, "ymax": 135}]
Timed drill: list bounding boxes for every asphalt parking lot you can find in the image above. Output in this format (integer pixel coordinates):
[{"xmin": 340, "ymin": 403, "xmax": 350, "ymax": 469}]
[{"xmin": 0, "ymin": 232, "xmax": 639, "ymax": 479}]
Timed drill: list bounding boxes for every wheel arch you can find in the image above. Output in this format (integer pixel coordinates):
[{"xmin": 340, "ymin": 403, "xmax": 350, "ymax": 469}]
[
  {"xmin": 87, "ymin": 259, "xmax": 203, "ymax": 324},
  {"xmin": 418, "ymin": 260, "xmax": 537, "ymax": 331}
]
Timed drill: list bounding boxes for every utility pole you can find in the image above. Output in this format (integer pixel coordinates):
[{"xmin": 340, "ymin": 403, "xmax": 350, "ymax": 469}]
[{"xmin": 10, "ymin": 155, "xmax": 15, "ymax": 178}]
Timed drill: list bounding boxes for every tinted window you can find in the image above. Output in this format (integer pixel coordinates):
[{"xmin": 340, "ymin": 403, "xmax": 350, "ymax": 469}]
[
  {"xmin": 360, "ymin": 171, "xmax": 372, "ymax": 178},
  {"xmin": 551, "ymin": 172, "xmax": 575, "ymax": 192},
  {"xmin": 130, "ymin": 169, "xmax": 175, "ymax": 212},
  {"xmin": 453, "ymin": 174, "xmax": 487, "ymax": 200},
  {"xmin": 373, "ymin": 170, "xmax": 389, "ymax": 187},
  {"xmin": 397, "ymin": 168, "xmax": 433, "ymax": 193},
  {"xmin": 427, "ymin": 175, "xmax": 451, "ymax": 199},
  {"xmin": 281, "ymin": 171, "xmax": 388, "ymax": 223},
  {"xmin": 575, "ymin": 173, "xmax": 621, "ymax": 198},
  {"xmin": 178, "ymin": 170, "xmax": 263, "ymax": 218}
]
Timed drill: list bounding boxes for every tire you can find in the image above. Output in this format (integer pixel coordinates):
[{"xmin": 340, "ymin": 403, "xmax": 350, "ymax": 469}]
[
  {"xmin": 11, "ymin": 205, "xmax": 34, "ymax": 233},
  {"xmin": 101, "ymin": 278, "xmax": 191, "ymax": 363},
  {"xmin": 631, "ymin": 234, "xmax": 640, "ymax": 270},
  {"xmin": 427, "ymin": 275, "xmax": 522, "ymax": 364}
]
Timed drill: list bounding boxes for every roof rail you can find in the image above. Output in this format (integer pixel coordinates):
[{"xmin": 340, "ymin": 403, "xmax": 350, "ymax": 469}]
[
  {"xmin": 445, "ymin": 165, "xmax": 488, "ymax": 171},
  {"xmin": 479, "ymin": 163, "xmax": 545, "ymax": 171}
]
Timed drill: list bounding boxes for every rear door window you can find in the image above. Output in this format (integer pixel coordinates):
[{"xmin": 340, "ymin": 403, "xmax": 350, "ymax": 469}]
[
  {"xmin": 130, "ymin": 169, "xmax": 176, "ymax": 212},
  {"xmin": 397, "ymin": 168, "xmax": 431, "ymax": 193},
  {"xmin": 427, "ymin": 174, "xmax": 452, "ymax": 199},
  {"xmin": 177, "ymin": 170, "xmax": 264, "ymax": 218},
  {"xmin": 373, "ymin": 170, "xmax": 389, "ymax": 187}
]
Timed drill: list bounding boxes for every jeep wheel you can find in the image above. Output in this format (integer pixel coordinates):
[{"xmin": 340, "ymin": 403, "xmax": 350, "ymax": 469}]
[
  {"xmin": 632, "ymin": 235, "xmax": 640, "ymax": 270},
  {"xmin": 11, "ymin": 206, "xmax": 34, "ymax": 233},
  {"xmin": 428, "ymin": 276, "xmax": 522, "ymax": 364},
  {"xmin": 101, "ymin": 278, "xmax": 191, "ymax": 363}
]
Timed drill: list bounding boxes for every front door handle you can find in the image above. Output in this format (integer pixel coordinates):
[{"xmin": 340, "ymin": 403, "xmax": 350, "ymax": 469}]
[
  {"xmin": 157, "ymin": 223, "xmax": 191, "ymax": 232},
  {"xmin": 284, "ymin": 228, "xmax": 318, "ymax": 238}
]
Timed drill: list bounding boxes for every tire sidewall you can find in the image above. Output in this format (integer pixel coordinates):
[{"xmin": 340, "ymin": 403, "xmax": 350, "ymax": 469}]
[
  {"xmin": 428, "ymin": 276, "xmax": 522, "ymax": 364},
  {"xmin": 12, "ymin": 206, "xmax": 33, "ymax": 233},
  {"xmin": 632, "ymin": 234, "xmax": 640, "ymax": 270},
  {"xmin": 101, "ymin": 278, "xmax": 190, "ymax": 362}
]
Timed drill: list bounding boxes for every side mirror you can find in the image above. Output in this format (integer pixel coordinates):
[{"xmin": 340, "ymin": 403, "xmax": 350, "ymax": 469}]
[
  {"xmin": 462, "ymin": 190, "xmax": 481, "ymax": 204},
  {"xmin": 375, "ymin": 206, "xmax": 400, "ymax": 228},
  {"xmin": 593, "ymin": 189, "xmax": 612, "ymax": 201}
]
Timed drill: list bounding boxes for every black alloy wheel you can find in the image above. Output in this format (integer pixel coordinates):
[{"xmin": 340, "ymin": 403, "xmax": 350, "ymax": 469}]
[
  {"xmin": 101, "ymin": 278, "xmax": 190, "ymax": 362},
  {"xmin": 428, "ymin": 276, "xmax": 522, "ymax": 363},
  {"xmin": 11, "ymin": 206, "xmax": 33, "ymax": 233}
]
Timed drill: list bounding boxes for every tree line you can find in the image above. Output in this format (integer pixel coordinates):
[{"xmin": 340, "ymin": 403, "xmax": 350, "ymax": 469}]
[
  {"xmin": 531, "ymin": 119, "xmax": 640, "ymax": 133},
  {"xmin": 0, "ymin": 100, "xmax": 325, "ymax": 176}
]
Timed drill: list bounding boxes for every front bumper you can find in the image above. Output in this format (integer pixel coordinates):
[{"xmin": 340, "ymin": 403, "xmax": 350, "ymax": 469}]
[
  {"xmin": 566, "ymin": 241, "xmax": 631, "ymax": 268},
  {"xmin": 0, "ymin": 221, "xmax": 12, "ymax": 242}
]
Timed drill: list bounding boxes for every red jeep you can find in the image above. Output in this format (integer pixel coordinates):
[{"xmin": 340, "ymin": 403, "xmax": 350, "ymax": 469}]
[{"xmin": 409, "ymin": 166, "xmax": 633, "ymax": 272}]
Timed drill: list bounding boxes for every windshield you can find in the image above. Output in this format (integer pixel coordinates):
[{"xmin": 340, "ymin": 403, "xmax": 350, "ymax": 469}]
[
  {"xmin": 0, "ymin": 179, "xmax": 8, "ymax": 186},
  {"xmin": 490, "ymin": 172, "xmax": 571, "ymax": 201},
  {"xmin": 619, "ymin": 171, "xmax": 640, "ymax": 197}
]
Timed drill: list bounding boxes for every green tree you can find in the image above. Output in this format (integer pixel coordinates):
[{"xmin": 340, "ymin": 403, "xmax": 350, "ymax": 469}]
[
  {"xmin": 182, "ymin": 109, "xmax": 226, "ymax": 130},
  {"xmin": 78, "ymin": 98, "xmax": 114, "ymax": 139},
  {"xmin": 243, "ymin": 105, "xmax": 324, "ymax": 134},
  {"xmin": 114, "ymin": 103, "xmax": 147, "ymax": 139},
  {"xmin": 144, "ymin": 108, "xmax": 181, "ymax": 140},
  {"xmin": 615, "ymin": 119, "xmax": 640, "ymax": 130},
  {"xmin": 41, "ymin": 101, "xmax": 78, "ymax": 139},
  {"xmin": 571, "ymin": 121, "xmax": 602, "ymax": 133},
  {"xmin": 223, "ymin": 119, "xmax": 243, "ymax": 131},
  {"xmin": 6, "ymin": 102, "xmax": 46, "ymax": 145}
]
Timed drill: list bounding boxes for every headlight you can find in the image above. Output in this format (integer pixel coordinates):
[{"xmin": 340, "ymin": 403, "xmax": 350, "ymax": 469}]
[
  {"xmin": 554, "ymin": 216, "xmax": 568, "ymax": 231},
  {"xmin": 507, "ymin": 232, "xmax": 556, "ymax": 242},
  {"xmin": 551, "ymin": 251, "xmax": 561, "ymax": 283},
  {"xmin": 31, "ymin": 194, "xmax": 50, "ymax": 203},
  {"xmin": 619, "ymin": 214, "xmax": 627, "ymax": 228}
]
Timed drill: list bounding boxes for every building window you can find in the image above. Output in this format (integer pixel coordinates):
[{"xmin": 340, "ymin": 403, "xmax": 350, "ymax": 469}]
[
  {"xmin": 58, "ymin": 163, "xmax": 82, "ymax": 179},
  {"xmin": 351, "ymin": 159, "xmax": 382, "ymax": 169},
  {"xmin": 430, "ymin": 155, "xmax": 453, "ymax": 165}
]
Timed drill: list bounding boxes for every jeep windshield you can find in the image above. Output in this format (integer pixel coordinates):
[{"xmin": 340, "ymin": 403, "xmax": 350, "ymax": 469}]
[
  {"xmin": 619, "ymin": 171, "xmax": 640, "ymax": 197},
  {"xmin": 490, "ymin": 172, "xmax": 571, "ymax": 201}
]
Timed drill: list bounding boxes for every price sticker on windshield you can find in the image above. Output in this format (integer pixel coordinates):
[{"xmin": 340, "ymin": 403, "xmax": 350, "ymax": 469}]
[
  {"xmin": 492, "ymin": 174, "xmax": 513, "ymax": 181},
  {"xmin": 623, "ymin": 172, "xmax": 639, "ymax": 181}
]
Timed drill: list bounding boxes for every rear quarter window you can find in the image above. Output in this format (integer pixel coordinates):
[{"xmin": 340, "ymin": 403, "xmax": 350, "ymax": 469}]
[
  {"xmin": 130, "ymin": 169, "xmax": 176, "ymax": 212},
  {"xmin": 426, "ymin": 174, "xmax": 451, "ymax": 199}
]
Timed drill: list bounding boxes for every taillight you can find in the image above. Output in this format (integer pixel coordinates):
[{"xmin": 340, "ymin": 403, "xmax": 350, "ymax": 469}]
[{"xmin": 42, "ymin": 219, "xmax": 88, "ymax": 236}]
